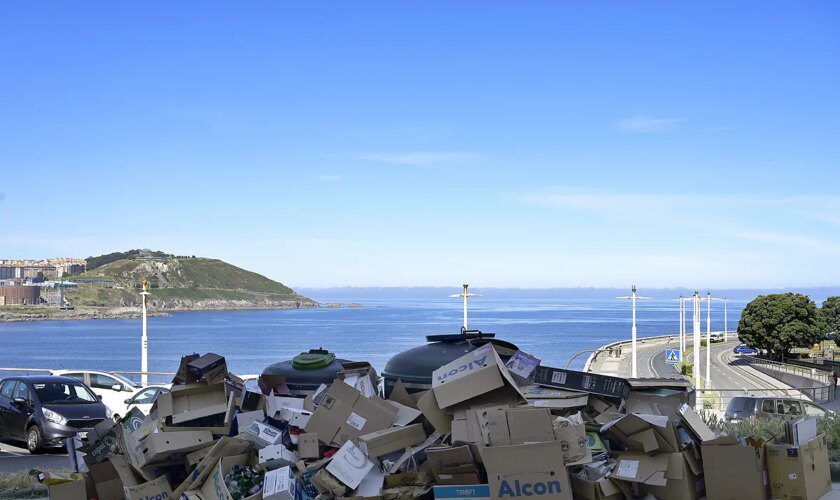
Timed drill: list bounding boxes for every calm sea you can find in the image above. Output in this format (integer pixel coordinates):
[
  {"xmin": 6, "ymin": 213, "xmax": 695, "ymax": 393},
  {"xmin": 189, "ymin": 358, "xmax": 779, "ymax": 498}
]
[{"xmin": 0, "ymin": 296, "xmax": 743, "ymax": 382}]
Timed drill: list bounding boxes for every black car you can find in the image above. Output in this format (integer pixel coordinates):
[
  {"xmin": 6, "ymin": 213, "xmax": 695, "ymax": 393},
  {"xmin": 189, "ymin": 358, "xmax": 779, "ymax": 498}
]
[{"xmin": 0, "ymin": 376, "xmax": 111, "ymax": 453}]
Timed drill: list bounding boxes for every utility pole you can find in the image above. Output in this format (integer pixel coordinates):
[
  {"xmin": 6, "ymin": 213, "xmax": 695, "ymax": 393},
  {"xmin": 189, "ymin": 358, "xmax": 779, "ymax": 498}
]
[
  {"xmin": 723, "ymin": 297, "xmax": 729, "ymax": 341},
  {"xmin": 140, "ymin": 280, "xmax": 150, "ymax": 387},
  {"xmin": 693, "ymin": 291, "xmax": 701, "ymax": 396},
  {"xmin": 618, "ymin": 285, "xmax": 650, "ymax": 378},
  {"xmin": 706, "ymin": 290, "xmax": 712, "ymax": 389},
  {"xmin": 449, "ymin": 284, "xmax": 479, "ymax": 330},
  {"xmin": 678, "ymin": 296, "xmax": 684, "ymax": 358}
]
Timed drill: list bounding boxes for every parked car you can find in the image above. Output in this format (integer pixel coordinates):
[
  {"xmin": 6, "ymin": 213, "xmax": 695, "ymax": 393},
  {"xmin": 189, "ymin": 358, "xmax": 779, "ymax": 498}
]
[
  {"xmin": 50, "ymin": 370, "xmax": 144, "ymax": 419},
  {"xmin": 725, "ymin": 395, "xmax": 828, "ymax": 421},
  {"xmin": 709, "ymin": 332, "xmax": 725, "ymax": 343},
  {"xmin": 123, "ymin": 385, "xmax": 169, "ymax": 415},
  {"xmin": 733, "ymin": 343, "xmax": 759, "ymax": 355},
  {"xmin": 0, "ymin": 376, "xmax": 111, "ymax": 453}
]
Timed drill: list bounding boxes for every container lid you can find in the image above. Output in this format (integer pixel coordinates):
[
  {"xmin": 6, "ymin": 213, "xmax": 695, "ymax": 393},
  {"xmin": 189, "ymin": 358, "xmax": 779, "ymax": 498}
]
[
  {"xmin": 292, "ymin": 349, "xmax": 336, "ymax": 370},
  {"xmin": 426, "ymin": 327, "xmax": 495, "ymax": 343}
]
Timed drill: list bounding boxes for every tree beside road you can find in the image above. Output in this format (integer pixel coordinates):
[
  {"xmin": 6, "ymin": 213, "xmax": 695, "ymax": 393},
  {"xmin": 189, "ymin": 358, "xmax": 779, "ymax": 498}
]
[{"xmin": 737, "ymin": 293, "xmax": 824, "ymax": 360}]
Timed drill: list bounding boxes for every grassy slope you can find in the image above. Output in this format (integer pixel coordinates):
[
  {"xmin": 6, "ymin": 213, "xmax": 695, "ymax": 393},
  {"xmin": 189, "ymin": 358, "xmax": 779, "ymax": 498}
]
[{"xmin": 65, "ymin": 257, "xmax": 314, "ymax": 308}]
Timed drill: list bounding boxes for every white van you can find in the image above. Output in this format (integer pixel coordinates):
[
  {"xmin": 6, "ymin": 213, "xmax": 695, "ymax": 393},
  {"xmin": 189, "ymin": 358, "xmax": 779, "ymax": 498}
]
[{"xmin": 50, "ymin": 370, "xmax": 143, "ymax": 418}]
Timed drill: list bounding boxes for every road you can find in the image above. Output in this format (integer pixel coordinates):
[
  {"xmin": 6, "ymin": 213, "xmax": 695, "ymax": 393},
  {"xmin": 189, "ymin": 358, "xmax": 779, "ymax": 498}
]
[{"xmin": 0, "ymin": 440, "xmax": 71, "ymax": 473}]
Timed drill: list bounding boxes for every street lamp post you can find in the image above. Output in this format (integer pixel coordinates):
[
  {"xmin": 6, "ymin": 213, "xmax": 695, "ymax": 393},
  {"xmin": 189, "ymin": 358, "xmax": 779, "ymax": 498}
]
[
  {"xmin": 617, "ymin": 285, "xmax": 651, "ymax": 378},
  {"xmin": 693, "ymin": 291, "xmax": 701, "ymax": 395},
  {"xmin": 706, "ymin": 290, "xmax": 712, "ymax": 389},
  {"xmin": 140, "ymin": 280, "xmax": 150, "ymax": 387},
  {"xmin": 449, "ymin": 284, "xmax": 479, "ymax": 330}
]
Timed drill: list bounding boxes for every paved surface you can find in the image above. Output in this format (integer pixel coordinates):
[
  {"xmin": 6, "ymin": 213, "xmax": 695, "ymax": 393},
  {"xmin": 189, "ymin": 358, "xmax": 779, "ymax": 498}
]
[{"xmin": 0, "ymin": 440, "xmax": 70, "ymax": 473}]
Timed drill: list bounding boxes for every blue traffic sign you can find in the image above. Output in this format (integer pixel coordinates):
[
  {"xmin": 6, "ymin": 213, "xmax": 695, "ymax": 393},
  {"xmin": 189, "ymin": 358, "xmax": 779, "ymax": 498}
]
[{"xmin": 665, "ymin": 349, "xmax": 682, "ymax": 365}]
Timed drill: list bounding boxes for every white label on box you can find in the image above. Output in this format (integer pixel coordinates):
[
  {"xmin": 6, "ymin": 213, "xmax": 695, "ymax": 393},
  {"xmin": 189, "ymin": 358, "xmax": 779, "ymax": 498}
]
[
  {"xmin": 617, "ymin": 459, "xmax": 639, "ymax": 479},
  {"xmin": 551, "ymin": 371, "xmax": 567, "ymax": 384},
  {"xmin": 356, "ymin": 376, "xmax": 376, "ymax": 398},
  {"xmin": 788, "ymin": 473, "xmax": 797, "ymax": 480},
  {"xmin": 346, "ymin": 412, "xmax": 367, "ymax": 430},
  {"xmin": 439, "ymin": 474, "xmax": 454, "ymax": 480},
  {"xmin": 534, "ymin": 400, "xmax": 550, "ymax": 407}
]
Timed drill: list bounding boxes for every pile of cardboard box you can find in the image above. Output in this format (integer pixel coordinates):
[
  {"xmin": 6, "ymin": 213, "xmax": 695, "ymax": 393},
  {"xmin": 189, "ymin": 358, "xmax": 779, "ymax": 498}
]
[{"xmin": 48, "ymin": 345, "xmax": 832, "ymax": 500}]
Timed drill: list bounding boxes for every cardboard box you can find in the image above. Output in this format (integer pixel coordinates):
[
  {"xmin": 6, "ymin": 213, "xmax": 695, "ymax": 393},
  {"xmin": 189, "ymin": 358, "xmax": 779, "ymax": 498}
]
[
  {"xmin": 701, "ymin": 435, "xmax": 769, "ymax": 500},
  {"xmin": 299, "ymin": 432, "xmax": 320, "ymax": 459},
  {"xmin": 426, "ymin": 445, "xmax": 481, "ymax": 485},
  {"xmin": 141, "ymin": 429, "xmax": 214, "ymax": 465},
  {"xmin": 433, "ymin": 484, "xmax": 490, "ymax": 500},
  {"xmin": 388, "ymin": 400, "xmax": 422, "ymax": 426},
  {"xmin": 305, "ymin": 381, "xmax": 397, "ymax": 446},
  {"xmin": 124, "ymin": 475, "xmax": 173, "ymax": 500},
  {"xmin": 533, "ymin": 365, "xmax": 630, "ymax": 400},
  {"xmin": 612, "ymin": 450, "xmax": 703, "ymax": 500},
  {"xmin": 552, "ymin": 413, "xmax": 590, "ymax": 465},
  {"xmin": 599, "ymin": 413, "xmax": 679, "ymax": 454},
  {"xmin": 172, "ymin": 437, "xmax": 254, "ymax": 498},
  {"xmin": 522, "ymin": 386, "xmax": 589, "ymax": 410},
  {"xmin": 358, "ymin": 424, "xmax": 426, "ymax": 457},
  {"xmin": 417, "ymin": 389, "xmax": 452, "ymax": 435},
  {"xmin": 431, "ymin": 344, "xmax": 526, "ymax": 409},
  {"xmin": 243, "ymin": 420, "xmax": 285, "ymax": 448},
  {"xmin": 157, "ymin": 382, "xmax": 229, "ymax": 424},
  {"xmin": 86, "ymin": 459, "xmax": 124, "ymax": 500},
  {"xmin": 264, "ymin": 466, "xmax": 297, "ymax": 500},
  {"xmin": 187, "ymin": 443, "xmax": 215, "ymax": 469},
  {"xmin": 46, "ymin": 479, "xmax": 87, "ymax": 500},
  {"xmin": 187, "ymin": 352, "xmax": 228, "ymax": 385},
  {"xmin": 235, "ymin": 409, "xmax": 266, "ymax": 434},
  {"xmin": 200, "ymin": 453, "xmax": 261, "ymax": 500},
  {"xmin": 505, "ymin": 407, "xmax": 555, "ymax": 445},
  {"xmin": 259, "ymin": 443, "xmax": 299, "ymax": 468},
  {"xmin": 569, "ymin": 475, "xmax": 624, "ymax": 500},
  {"xmin": 766, "ymin": 433, "xmax": 831, "ymax": 500},
  {"xmin": 480, "ymin": 441, "xmax": 572, "ymax": 500},
  {"xmin": 326, "ymin": 440, "xmax": 377, "ymax": 489},
  {"xmin": 474, "ymin": 406, "xmax": 511, "ymax": 446},
  {"xmin": 338, "ymin": 361, "xmax": 379, "ymax": 398}
]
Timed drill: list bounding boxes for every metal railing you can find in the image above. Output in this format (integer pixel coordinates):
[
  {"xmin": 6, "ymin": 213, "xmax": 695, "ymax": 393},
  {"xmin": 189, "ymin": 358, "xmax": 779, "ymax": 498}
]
[
  {"xmin": 695, "ymin": 386, "xmax": 831, "ymax": 411},
  {"xmin": 741, "ymin": 355, "xmax": 832, "ymax": 385},
  {"xmin": 0, "ymin": 367, "xmax": 176, "ymax": 385}
]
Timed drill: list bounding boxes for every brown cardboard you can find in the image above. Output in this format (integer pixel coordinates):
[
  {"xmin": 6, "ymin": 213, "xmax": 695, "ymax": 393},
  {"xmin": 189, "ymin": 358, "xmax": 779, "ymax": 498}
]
[
  {"xmin": 521, "ymin": 386, "xmax": 589, "ymax": 410},
  {"xmin": 388, "ymin": 379, "xmax": 418, "ymax": 409},
  {"xmin": 426, "ymin": 445, "xmax": 481, "ymax": 485},
  {"xmin": 186, "ymin": 443, "xmax": 215, "ymax": 469},
  {"xmin": 431, "ymin": 344, "xmax": 526, "ymax": 409},
  {"xmin": 358, "ymin": 424, "xmax": 426, "ymax": 457},
  {"xmin": 417, "ymin": 390, "xmax": 452, "ymax": 435},
  {"xmin": 108, "ymin": 454, "xmax": 143, "ymax": 488},
  {"xmin": 86, "ymin": 459, "xmax": 124, "ymax": 500},
  {"xmin": 505, "ymin": 407, "xmax": 555, "ymax": 445},
  {"xmin": 306, "ymin": 381, "xmax": 397, "ymax": 445},
  {"xmin": 552, "ymin": 413, "xmax": 590, "ymax": 465},
  {"xmin": 157, "ymin": 382, "xmax": 229, "ymax": 424},
  {"xmin": 46, "ymin": 479, "xmax": 87, "ymax": 500},
  {"xmin": 200, "ymin": 453, "xmax": 261, "ymax": 500},
  {"xmin": 612, "ymin": 450, "xmax": 702, "ymax": 500},
  {"xmin": 476, "ymin": 406, "xmax": 511, "ymax": 446},
  {"xmin": 701, "ymin": 435, "xmax": 769, "ymax": 500},
  {"xmin": 480, "ymin": 441, "xmax": 572, "ymax": 500},
  {"xmin": 569, "ymin": 475, "xmax": 623, "ymax": 500},
  {"xmin": 766, "ymin": 433, "xmax": 831, "ymax": 500},
  {"xmin": 173, "ymin": 436, "xmax": 254, "ymax": 498},
  {"xmin": 141, "ymin": 429, "xmax": 214, "ymax": 465},
  {"xmin": 124, "ymin": 475, "xmax": 174, "ymax": 500},
  {"xmin": 600, "ymin": 413, "xmax": 679, "ymax": 453},
  {"xmin": 299, "ymin": 432, "xmax": 320, "ymax": 459}
]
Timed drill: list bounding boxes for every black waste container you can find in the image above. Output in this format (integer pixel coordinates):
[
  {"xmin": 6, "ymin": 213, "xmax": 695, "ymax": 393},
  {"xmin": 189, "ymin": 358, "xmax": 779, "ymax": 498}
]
[{"xmin": 262, "ymin": 348, "xmax": 350, "ymax": 395}]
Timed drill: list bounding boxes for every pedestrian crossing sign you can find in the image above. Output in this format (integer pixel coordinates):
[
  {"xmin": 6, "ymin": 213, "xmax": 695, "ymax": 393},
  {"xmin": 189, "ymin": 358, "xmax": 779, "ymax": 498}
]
[{"xmin": 666, "ymin": 349, "xmax": 681, "ymax": 365}]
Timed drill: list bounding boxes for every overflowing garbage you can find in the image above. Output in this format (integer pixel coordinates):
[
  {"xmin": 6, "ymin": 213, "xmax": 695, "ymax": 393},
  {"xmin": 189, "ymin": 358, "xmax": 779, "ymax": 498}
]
[{"xmin": 36, "ymin": 343, "xmax": 833, "ymax": 500}]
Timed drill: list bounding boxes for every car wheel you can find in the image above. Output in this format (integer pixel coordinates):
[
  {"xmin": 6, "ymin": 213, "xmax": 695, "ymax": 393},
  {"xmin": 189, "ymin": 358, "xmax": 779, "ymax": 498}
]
[{"xmin": 26, "ymin": 425, "xmax": 44, "ymax": 454}]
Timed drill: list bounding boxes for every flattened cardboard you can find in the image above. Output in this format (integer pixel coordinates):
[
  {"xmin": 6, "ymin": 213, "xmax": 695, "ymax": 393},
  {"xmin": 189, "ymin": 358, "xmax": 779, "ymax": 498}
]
[
  {"xmin": 388, "ymin": 380, "xmax": 418, "ymax": 409},
  {"xmin": 326, "ymin": 441, "xmax": 377, "ymax": 489},
  {"xmin": 124, "ymin": 475, "xmax": 173, "ymax": 500},
  {"xmin": 431, "ymin": 344, "xmax": 526, "ymax": 409},
  {"xmin": 766, "ymin": 434, "xmax": 830, "ymax": 500},
  {"xmin": 701, "ymin": 435, "xmax": 769, "ymax": 500},
  {"xmin": 388, "ymin": 400, "xmax": 422, "ymax": 426},
  {"xmin": 600, "ymin": 413, "xmax": 679, "ymax": 454},
  {"xmin": 569, "ymin": 475, "xmax": 623, "ymax": 500},
  {"xmin": 505, "ymin": 407, "xmax": 555, "ymax": 445},
  {"xmin": 46, "ymin": 479, "xmax": 87, "ymax": 500},
  {"xmin": 480, "ymin": 441, "xmax": 572, "ymax": 500},
  {"xmin": 358, "ymin": 424, "xmax": 426, "ymax": 457},
  {"xmin": 306, "ymin": 381, "xmax": 397, "ymax": 446},
  {"xmin": 158, "ymin": 382, "xmax": 229, "ymax": 424},
  {"xmin": 416, "ymin": 390, "xmax": 452, "ymax": 435},
  {"xmin": 299, "ymin": 432, "xmax": 320, "ymax": 459},
  {"xmin": 612, "ymin": 451, "xmax": 702, "ymax": 500}
]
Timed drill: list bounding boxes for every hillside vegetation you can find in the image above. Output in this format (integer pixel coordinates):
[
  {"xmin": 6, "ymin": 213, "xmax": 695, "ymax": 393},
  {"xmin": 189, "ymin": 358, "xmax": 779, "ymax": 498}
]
[{"xmin": 67, "ymin": 255, "xmax": 316, "ymax": 310}]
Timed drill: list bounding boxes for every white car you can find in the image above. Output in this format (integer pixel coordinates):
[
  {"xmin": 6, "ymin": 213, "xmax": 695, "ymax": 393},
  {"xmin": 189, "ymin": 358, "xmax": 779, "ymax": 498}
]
[
  {"xmin": 50, "ymin": 370, "xmax": 148, "ymax": 418},
  {"xmin": 123, "ymin": 385, "xmax": 170, "ymax": 415}
]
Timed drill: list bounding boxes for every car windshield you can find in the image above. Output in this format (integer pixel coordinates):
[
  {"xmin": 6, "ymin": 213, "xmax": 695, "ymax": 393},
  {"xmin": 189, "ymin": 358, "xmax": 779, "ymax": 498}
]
[
  {"xmin": 727, "ymin": 397, "xmax": 754, "ymax": 414},
  {"xmin": 110, "ymin": 373, "xmax": 140, "ymax": 388},
  {"xmin": 33, "ymin": 381, "xmax": 97, "ymax": 404}
]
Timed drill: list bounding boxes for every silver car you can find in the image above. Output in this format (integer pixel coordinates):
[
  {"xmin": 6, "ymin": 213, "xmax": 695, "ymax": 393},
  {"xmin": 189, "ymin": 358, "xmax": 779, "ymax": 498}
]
[{"xmin": 725, "ymin": 396, "xmax": 827, "ymax": 420}]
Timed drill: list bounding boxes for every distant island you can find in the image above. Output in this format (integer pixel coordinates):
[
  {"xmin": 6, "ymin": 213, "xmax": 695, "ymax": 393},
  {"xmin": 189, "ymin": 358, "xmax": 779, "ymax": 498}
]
[{"xmin": 0, "ymin": 249, "xmax": 319, "ymax": 322}]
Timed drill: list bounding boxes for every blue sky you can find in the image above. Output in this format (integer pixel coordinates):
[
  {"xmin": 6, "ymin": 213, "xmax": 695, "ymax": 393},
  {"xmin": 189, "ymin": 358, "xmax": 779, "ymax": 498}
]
[{"xmin": 1, "ymin": 2, "xmax": 839, "ymax": 288}]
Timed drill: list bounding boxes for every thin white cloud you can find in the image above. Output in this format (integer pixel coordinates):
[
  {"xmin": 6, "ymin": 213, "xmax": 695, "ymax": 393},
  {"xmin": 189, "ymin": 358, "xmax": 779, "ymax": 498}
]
[
  {"xmin": 615, "ymin": 115, "xmax": 686, "ymax": 133},
  {"xmin": 356, "ymin": 152, "xmax": 478, "ymax": 167},
  {"xmin": 318, "ymin": 174, "xmax": 342, "ymax": 182}
]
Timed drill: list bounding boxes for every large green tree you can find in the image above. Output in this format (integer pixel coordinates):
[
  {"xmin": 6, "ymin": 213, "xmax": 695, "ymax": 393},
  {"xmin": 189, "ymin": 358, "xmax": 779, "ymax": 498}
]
[
  {"xmin": 822, "ymin": 296, "xmax": 840, "ymax": 336},
  {"xmin": 737, "ymin": 293, "xmax": 824, "ymax": 360}
]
